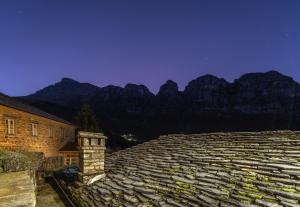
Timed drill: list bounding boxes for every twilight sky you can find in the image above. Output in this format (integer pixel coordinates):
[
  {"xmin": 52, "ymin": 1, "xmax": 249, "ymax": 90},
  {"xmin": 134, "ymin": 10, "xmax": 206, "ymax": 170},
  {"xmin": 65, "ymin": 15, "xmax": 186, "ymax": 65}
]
[{"xmin": 0, "ymin": 0, "xmax": 300, "ymax": 96}]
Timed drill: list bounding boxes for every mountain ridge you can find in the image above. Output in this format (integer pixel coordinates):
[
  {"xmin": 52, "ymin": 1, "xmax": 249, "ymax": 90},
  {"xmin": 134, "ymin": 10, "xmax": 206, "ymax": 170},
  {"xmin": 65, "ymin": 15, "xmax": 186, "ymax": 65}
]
[
  {"xmin": 17, "ymin": 70, "xmax": 300, "ymax": 145},
  {"xmin": 25, "ymin": 70, "xmax": 299, "ymax": 97}
]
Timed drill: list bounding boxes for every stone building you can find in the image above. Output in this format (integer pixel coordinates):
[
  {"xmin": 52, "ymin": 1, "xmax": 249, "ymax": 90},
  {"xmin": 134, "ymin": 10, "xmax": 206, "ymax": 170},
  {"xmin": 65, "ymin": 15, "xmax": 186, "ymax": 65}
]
[{"xmin": 0, "ymin": 93, "xmax": 76, "ymax": 157}]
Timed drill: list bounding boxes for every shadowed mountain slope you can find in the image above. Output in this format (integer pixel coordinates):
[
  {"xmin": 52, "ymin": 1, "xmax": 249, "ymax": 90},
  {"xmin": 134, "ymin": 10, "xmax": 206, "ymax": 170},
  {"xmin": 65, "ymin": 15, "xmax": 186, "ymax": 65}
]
[{"xmin": 19, "ymin": 70, "xmax": 300, "ymax": 143}]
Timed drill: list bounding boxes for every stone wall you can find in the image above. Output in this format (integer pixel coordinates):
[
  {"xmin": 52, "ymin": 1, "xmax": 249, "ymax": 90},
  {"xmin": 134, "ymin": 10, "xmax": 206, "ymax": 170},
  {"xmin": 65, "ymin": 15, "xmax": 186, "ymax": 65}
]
[
  {"xmin": 0, "ymin": 105, "xmax": 76, "ymax": 157},
  {"xmin": 0, "ymin": 171, "xmax": 36, "ymax": 207},
  {"xmin": 0, "ymin": 149, "xmax": 43, "ymax": 207}
]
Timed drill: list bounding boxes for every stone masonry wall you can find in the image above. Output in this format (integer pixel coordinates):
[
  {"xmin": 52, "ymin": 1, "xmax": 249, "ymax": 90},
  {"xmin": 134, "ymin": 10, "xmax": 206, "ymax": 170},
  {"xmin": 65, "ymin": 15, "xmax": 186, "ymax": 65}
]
[
  {"xmin": 80, "ymin": 145, "xmax": 105, "ymax": 174},
  {"xmin": 0, "ymin": 105, "xmax": 76, "ymax": 157},
  {"xmin": 78, "ymin": 145, "xmax": 106, "ymax": 184},
  {"xmin": 0, "ymin": 171, "xmax": 36, "ymax": 207}
]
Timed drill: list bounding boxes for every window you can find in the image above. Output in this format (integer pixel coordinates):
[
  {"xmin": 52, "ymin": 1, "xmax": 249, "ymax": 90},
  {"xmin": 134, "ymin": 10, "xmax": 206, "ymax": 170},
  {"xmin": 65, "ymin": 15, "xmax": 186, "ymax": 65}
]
[
  {"xmin": 60, "ymin": 128, "xmax": 65, "ymax": 138},
  {"xmin": 64, "ymin": 154, "xmax": 78, "ymax": 166},
  {"xmin": 49, "ymin": 126, "xmax": 54, "ymax": 138},
  {"xmin": 5, "ymin": 118, "xmax": 15, "ymax": 135},
  {"xmin": 32, "ymin": 123, "xmax": 38, "ymax": 137}
]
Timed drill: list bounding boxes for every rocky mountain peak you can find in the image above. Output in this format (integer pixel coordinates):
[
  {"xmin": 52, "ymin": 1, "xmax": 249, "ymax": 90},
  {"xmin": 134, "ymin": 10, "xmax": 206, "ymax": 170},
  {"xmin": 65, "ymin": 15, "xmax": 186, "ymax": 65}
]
[
  {"xmin": 157, "ymin": 80, "xmax": 179, "ymax": 98},
  {"xmin": 233, "ymin": 71, "xmax": 297, "ymax": 113},
  {"xmin": 236, "ymin": 71, "xmax": 296, "ymax": 94},
  {"xmin": 237, "ymin": 70, "xmax": 294, "ymax": 84},
  {"xmin": 184, "ymin": 74, "xmax": 229, "ymax": 94},
  {"xmin": 61, "ymin": 77, "xmax": 78, "ymax": 83},
  {"xmin": 183, "ymin": 74, "xmax": 230, "ymax": 112},
  {"xmin": 124, "ymin": 84, "xmax": 153, "ymax": 97},
  {"xmin": 26, "ymin": 77, "xmax": 101, "ymax": 105}
]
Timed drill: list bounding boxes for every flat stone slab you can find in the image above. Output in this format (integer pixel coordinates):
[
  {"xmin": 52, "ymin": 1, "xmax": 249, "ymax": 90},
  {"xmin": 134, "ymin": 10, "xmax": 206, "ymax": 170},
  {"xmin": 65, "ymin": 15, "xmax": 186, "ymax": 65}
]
[{"xmin": 0, "ymin": 171, "xmax": 35, "ymax": 207}]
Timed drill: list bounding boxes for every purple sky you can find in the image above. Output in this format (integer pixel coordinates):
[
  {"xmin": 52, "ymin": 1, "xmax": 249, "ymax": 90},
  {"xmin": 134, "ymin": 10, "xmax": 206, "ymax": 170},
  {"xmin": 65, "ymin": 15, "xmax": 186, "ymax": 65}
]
[{"xmin": 0, "ymin": 0, "xmax": 300, "ymax": 96}]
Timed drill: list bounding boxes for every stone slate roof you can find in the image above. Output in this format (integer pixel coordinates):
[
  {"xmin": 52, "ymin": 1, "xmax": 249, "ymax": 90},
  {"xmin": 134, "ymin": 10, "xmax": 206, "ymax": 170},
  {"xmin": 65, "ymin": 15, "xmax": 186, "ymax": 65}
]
[
  {"xmin": 0, "ymin": 92, "xmax": 72, "ymax": 125},
  {"xmin": 59, "ymin": 142, "xmax": 78, "ymax": 152},
  {"xmin": 79, "ymin": 131, "xmax": 300, "ymax": 207}
]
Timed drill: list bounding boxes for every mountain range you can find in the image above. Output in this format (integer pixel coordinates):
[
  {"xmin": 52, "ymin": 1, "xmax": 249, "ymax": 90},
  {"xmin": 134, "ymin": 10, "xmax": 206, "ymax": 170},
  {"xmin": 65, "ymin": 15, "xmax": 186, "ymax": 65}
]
[{"xmin": 18, "ymin": 70, "xmax": 300, "ymax": 148}]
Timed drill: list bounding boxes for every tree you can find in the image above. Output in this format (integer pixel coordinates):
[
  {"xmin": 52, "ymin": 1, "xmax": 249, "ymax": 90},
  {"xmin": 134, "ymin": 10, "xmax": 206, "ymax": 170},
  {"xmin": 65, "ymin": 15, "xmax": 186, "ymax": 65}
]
[{"xmin": 75, "ymin": 104, "xmax": 100, "ymax": 132}]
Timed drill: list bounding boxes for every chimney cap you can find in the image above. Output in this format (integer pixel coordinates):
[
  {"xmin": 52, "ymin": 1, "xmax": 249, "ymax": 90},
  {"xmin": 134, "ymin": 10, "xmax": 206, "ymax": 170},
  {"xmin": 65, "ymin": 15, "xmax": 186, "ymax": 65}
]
[{"xmin": 77, "ymin": 131, "xmax": 107, "ymax": 139}]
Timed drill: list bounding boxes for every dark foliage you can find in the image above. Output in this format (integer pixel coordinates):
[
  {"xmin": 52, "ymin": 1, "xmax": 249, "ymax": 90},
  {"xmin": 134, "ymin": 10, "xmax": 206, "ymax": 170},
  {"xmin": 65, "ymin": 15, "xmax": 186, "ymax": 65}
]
[{"xmin": 75, "ymin": 104, "xmax": 100, "ymax": 132}]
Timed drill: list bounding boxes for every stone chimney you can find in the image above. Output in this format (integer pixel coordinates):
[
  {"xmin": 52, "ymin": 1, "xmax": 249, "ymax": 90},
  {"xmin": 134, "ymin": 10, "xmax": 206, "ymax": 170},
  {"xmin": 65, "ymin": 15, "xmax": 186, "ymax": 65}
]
[{"xmin": 77, "ymin": 131, "xmax": 107, "ymax": 185}]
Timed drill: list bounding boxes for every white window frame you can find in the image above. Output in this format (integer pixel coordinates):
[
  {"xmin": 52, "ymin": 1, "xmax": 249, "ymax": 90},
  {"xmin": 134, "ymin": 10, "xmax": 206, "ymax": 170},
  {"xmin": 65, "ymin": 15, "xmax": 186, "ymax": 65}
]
[
  {"xmin": 32, "ymin": 123, "xmax": 38, "ymax": 137},
  {"xmin": 49, "ymin": 126, "xmax": 54, "ymax": 138},
  {"xmin": 5, "ymin": 118, "xmax": 15, "ymax": 135}
]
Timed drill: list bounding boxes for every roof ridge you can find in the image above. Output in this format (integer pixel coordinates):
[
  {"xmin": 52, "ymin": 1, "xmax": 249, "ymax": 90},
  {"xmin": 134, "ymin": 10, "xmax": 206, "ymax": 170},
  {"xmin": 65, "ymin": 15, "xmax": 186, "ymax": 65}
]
[{"xmin": 0, "ymin": 92, "xmax": 73, "ymax": 125}]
